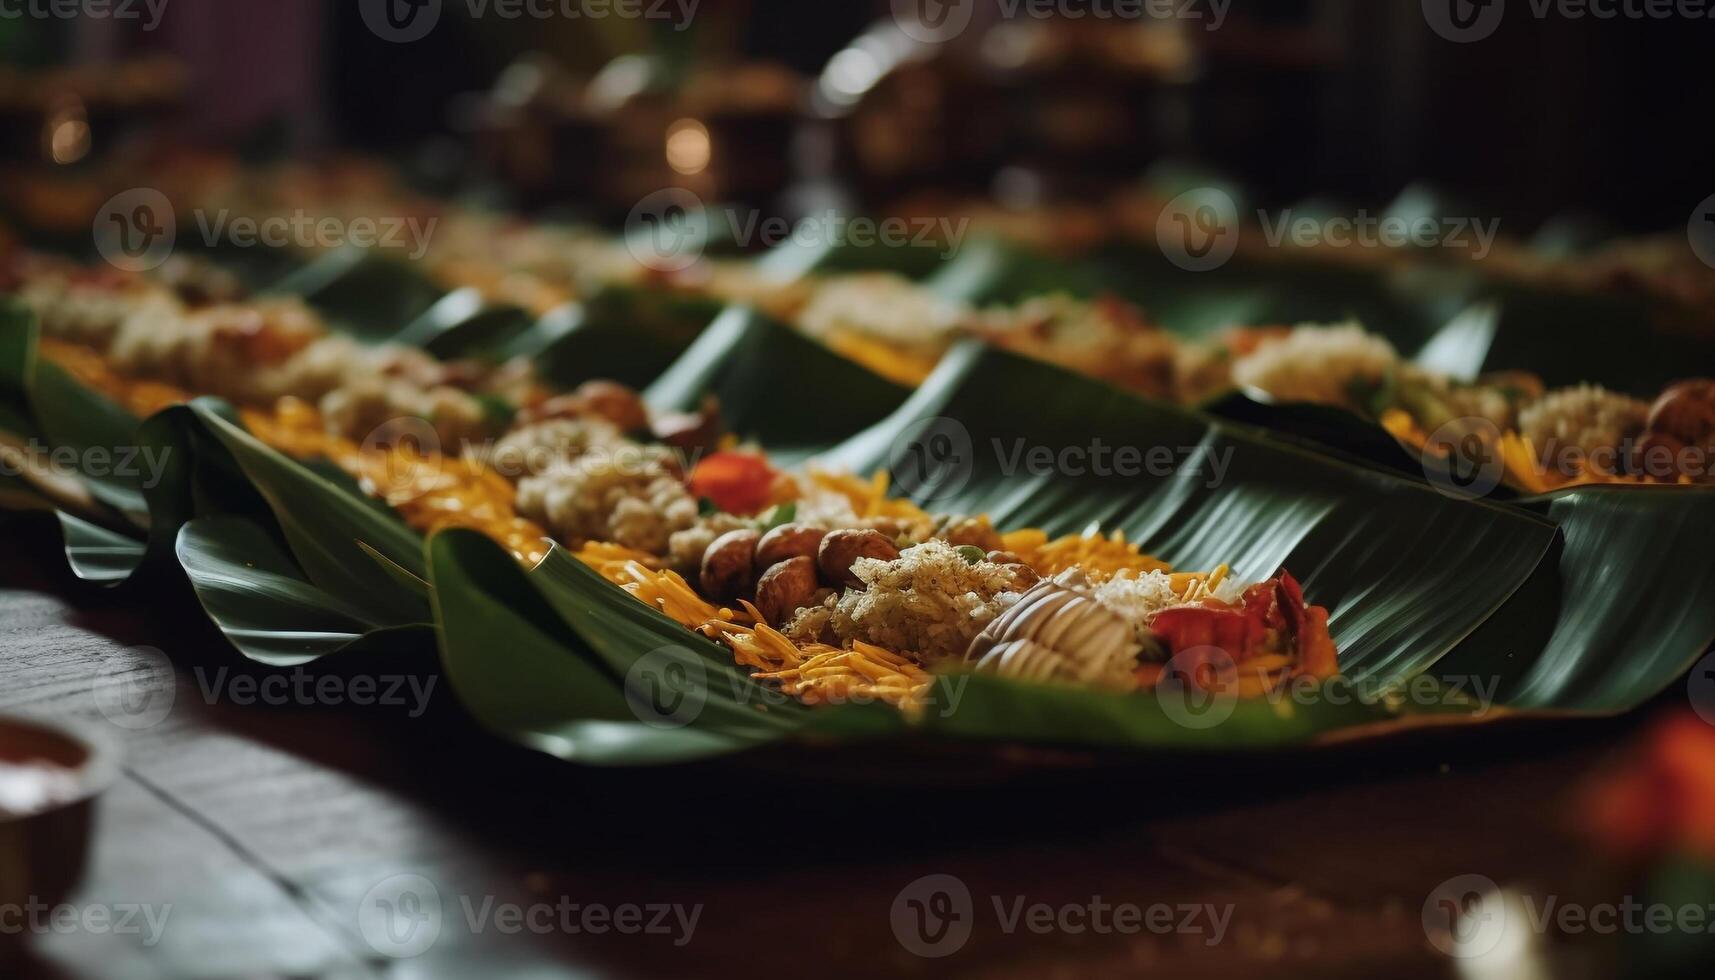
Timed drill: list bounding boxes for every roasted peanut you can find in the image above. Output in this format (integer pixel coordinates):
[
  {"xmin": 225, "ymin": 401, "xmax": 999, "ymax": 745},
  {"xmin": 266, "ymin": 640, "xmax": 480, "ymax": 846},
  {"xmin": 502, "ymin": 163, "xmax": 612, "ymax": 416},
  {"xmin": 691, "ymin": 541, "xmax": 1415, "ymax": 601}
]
[
  {"xmin": 755, "ymin": 522, "xmax": 828, "ymax": 571},
  {"xmin": 1648, "ymin": 380, "xmax": 1715, "ymax": 448},
  {"xmin": 755, "ymin": 556, "xmax": 820, "ymax": 625},
  {"xmin": 817, "ymin": 529, "xmax": 901, "ymax": 588},
  {"xmin": 574, "ymin": 380, "xmax": 650, "ymax": 433},
  {"xmin": 700, "ymin": 529, "xmax": 760, "ymax": 602}
]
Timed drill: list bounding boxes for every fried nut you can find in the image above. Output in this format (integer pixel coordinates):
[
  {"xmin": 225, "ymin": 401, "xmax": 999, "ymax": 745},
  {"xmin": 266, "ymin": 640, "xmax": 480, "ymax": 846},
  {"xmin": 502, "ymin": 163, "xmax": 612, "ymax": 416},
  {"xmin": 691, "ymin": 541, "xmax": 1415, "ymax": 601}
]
[
  {"xmin": 755, "ymin": 556, "xmax": 820, "ymax": 625},
  {"xmin": 574, "ymin": 380, "xmax": 650, "ymax": 433},
  {"xmin": 755, "ymin": 522, "xmax": 828, "ymax": 571},
  {"xmin": 817, "ymin": 529, "xmax": 901, "ymax": 588},
  {"xmin": 700, "ymin": 529, "xmax": 760, "ymax": 602},
  {"xmin": 1648, "ymin": 380, "xmax": 1715, "ymax": 448}
]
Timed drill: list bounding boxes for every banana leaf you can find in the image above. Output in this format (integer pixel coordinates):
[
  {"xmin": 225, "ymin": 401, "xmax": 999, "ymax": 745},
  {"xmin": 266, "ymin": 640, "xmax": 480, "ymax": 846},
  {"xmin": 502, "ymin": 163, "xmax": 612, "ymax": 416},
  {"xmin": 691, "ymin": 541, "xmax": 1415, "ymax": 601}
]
[
  {"xmin": 1434, "ymin": 486, "xmax": 1715, "ymax": 712},
  {"xmin": 394, "ymin": 289, "xmax": 538, "ymax": 363},
  {"xmin": 177, "ymin": 515, "xmax": 434, "ymax": 667},
  {"xmin": 511, "ymin": 285, "xmax": 724, "ymax": 391},
  {"xmin": 643, "ymin": 307, "xmax": 910, "ymax": 463},
  {"xmin": 427, "ymin": 529, "xmax": 807, "ymax": 764},
  {"xmin": 1428, "ymin": 283, "xmax": 1715, "ymax": 396},
  {"xmin": 263, "ymin": 246, "xmax": 446, "ymax": 342}
]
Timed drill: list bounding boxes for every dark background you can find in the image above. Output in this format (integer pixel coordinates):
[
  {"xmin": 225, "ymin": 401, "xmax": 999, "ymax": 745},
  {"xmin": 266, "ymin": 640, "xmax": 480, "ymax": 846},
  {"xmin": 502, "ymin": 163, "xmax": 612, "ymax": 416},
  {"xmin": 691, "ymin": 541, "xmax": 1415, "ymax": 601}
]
[{"xmin": 4, "ymin": 1, "xmax": 1713, "ymax": 235}]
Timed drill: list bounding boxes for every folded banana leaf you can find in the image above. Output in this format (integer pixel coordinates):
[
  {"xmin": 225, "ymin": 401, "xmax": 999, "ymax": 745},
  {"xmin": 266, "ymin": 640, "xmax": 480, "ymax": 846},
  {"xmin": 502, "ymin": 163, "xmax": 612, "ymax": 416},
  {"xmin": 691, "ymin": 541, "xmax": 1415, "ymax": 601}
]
[
  {"xmin": 644, "ymin": 307, "xmax": 909, "ymax": 463},
  {"xmin": 262, "ymin": 246, "xmax": 446, "ymax": 342}
]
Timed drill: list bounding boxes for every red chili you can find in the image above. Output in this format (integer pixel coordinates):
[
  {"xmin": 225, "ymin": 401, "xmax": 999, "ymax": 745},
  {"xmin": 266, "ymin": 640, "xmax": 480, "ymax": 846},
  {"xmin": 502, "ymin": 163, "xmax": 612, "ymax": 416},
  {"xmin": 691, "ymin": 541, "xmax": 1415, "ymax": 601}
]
[{"xmin": 687, "ymin": 451, "xmax": 777, "ymax": 515}]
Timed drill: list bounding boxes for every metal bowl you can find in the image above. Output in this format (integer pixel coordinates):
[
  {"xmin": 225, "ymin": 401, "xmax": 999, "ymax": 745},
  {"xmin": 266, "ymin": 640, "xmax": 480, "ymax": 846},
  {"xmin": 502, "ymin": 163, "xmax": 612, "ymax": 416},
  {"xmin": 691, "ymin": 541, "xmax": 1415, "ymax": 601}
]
[{"xmin": 0, "ymin": 715, "xmax": 122, "ymax": 963}]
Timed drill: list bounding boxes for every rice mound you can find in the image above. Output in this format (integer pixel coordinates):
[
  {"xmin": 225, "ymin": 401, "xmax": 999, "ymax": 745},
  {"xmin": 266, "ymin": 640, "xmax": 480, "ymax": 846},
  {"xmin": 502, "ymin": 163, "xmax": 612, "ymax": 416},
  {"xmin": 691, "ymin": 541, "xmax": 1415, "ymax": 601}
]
[
  {"xmin": 1231, "ymin": 322, "xmax": 1399, "ymax": 408},
  {"xmin": 790, "ymin": 540, "xmax": 1031, "ymax": 661}
]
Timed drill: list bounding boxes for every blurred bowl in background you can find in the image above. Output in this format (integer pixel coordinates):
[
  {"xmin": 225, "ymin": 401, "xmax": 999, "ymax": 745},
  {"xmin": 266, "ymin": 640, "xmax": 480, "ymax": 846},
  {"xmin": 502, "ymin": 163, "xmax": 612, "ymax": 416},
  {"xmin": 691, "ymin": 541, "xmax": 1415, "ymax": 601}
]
[{"xmin": 0, "ymin": 714, "xmax": 122, "ymax": 964}]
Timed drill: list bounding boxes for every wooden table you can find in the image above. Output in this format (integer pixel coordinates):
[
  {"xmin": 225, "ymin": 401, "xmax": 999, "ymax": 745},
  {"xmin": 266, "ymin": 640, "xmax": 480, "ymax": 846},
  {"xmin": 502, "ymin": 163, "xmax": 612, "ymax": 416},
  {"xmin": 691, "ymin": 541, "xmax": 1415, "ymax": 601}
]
[{"xmin": 0, "ymin": 515, "xmax": 1658, "ymax": 979}]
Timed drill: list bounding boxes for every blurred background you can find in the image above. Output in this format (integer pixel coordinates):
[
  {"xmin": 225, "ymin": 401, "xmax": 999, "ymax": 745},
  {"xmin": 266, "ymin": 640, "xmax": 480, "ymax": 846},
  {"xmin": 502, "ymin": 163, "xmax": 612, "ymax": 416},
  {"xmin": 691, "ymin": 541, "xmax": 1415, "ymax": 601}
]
[{"xmin": 2, "ymin": 0, "xmax": 1710, "ymax": 234}]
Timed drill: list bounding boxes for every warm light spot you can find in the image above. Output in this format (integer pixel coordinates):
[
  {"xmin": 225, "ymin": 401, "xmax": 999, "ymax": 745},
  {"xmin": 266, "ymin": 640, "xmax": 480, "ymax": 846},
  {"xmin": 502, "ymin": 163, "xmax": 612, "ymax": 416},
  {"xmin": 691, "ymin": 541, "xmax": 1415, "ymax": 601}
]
[
  {"xmin": 44, "ymin": 100, "xmax": 90, "ymax": 165},
  {"xmin": 665, "ymin": 118, "xmax": 710, "ymax": 175}
]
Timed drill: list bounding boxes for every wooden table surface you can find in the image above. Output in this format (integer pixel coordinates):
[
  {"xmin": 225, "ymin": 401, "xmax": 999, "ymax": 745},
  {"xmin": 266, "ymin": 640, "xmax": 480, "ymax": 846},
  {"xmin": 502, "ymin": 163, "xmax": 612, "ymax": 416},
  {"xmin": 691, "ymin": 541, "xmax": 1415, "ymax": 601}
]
[{"xmin": 0, "ymin": 515, "xmax": 1662, "ymax": 979}]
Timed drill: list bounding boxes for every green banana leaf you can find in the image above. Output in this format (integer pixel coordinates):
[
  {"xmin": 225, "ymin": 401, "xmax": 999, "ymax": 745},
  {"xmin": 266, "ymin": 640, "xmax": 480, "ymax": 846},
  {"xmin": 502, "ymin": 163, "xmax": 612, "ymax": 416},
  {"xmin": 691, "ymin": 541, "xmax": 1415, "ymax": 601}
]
[
  {"xmin": 643, "ymin": 307, "xmax": 910, "ymax": 463},
  {"xmin": 263, "ymin": 246, "xmax": 445, "ymax": 341},
  {"xmin": 177, "ymin": 515, "xmax": 434, "ymax": 667},
  {"xmin": 428, "ymin": 529, "xmax": 795, "ymax": 764},
  {"xmin": 1435, "ymin": 486, "xmax": 1715, "ymax": 712}
]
